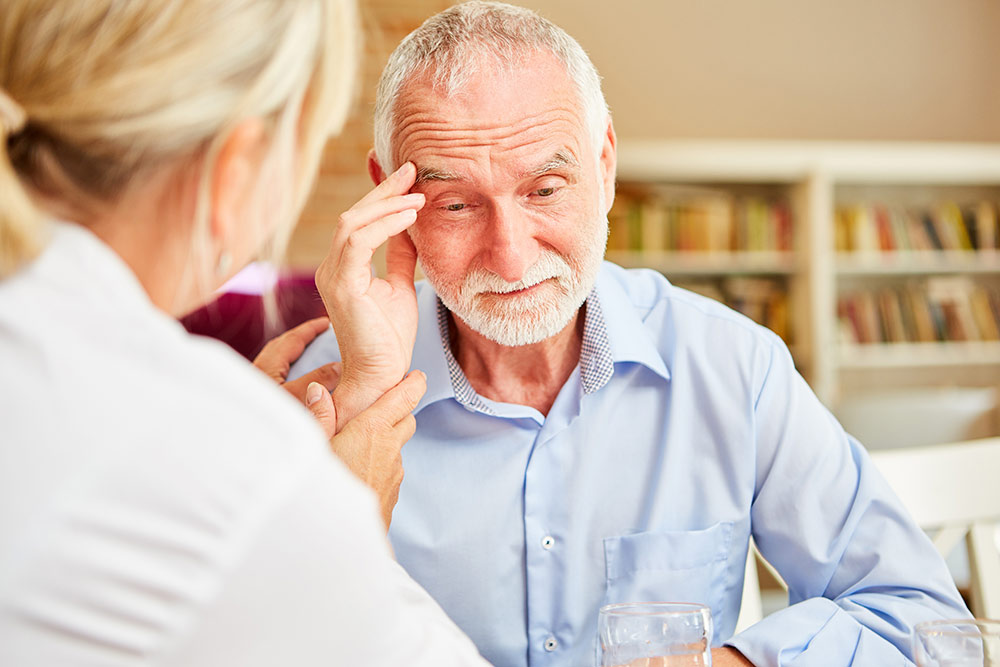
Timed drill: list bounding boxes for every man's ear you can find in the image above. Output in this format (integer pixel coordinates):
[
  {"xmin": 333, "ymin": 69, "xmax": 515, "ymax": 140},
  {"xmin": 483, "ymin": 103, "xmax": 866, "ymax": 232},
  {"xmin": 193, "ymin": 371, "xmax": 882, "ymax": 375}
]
[
  {"xmin": 210, "ymin": 117, "xmax": 267, "ymax": 245},
  {"xmin": 367, "ymin": 148, "xmax": 388, "ymax": 186},
  {"xmin": 598, "ymin": 119, "xmax": 617, "ymax": 216}
]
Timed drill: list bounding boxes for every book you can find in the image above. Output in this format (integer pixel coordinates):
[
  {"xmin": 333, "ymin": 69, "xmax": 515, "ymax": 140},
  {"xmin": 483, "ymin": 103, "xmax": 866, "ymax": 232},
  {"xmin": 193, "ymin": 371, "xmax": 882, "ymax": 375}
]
[
  {"xmin": 879, "ymin": 288, "xmax": 908, "ymax": 343},
  {"xmin": 976, "ymin": 202, "xmax": 998, "ymax": 251},
  {"xmin": 607, "ymin": 188, "xmax": 793, "ymax": 254},
  {"xmin": 837, "ymin": 279, "xmax": 1000, "ymax": 346},
  {"xmin": 922, "ymin": 212, "xmax": 945, "ymax": 250},
  {"xmin": 835, "ymin": 201, "xmax": 1000, "ymax": 256},
  {"xmin": 640, "ymin": 199, "xmax": 669, "ymax": 252},
  {"xmin": 971, "ymin": 286, "xmax": 1000, "ymax": 341}
]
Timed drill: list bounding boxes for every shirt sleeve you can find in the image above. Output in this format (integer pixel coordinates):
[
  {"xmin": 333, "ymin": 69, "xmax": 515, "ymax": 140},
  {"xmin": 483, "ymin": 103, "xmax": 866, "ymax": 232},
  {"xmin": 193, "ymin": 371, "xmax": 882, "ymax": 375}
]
[
  {"xmin": 725, "ymin": 340, "xmax": 971, "ymax": 666},
  {"xmin": 287, "ymin": 327, "xmax": 341, "ymax": 382},
  {"xmin": 158, "ymin": 455, "xmax": 489, "ymax": 667}
]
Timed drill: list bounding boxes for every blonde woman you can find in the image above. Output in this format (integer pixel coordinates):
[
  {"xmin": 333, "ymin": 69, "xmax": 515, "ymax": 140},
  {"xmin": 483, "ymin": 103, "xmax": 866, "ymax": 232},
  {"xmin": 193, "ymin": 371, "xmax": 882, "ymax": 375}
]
[{"xmin": 0, "ymin": 1, "xmax": 486, "ymax": 664}]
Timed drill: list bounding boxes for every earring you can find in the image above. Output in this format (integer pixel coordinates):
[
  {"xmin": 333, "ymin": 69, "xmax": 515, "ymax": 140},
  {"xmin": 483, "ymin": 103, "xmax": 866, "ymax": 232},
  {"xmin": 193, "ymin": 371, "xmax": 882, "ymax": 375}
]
[{"xmin": 216, "ymin": 250, "xmax": 232, "ymax": 277}]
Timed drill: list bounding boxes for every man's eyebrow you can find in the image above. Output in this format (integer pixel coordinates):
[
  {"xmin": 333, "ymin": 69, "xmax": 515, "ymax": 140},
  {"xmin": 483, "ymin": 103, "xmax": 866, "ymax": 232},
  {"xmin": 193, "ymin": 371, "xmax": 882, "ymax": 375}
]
[
  {"xmin": 414, "ymin": 165, "xmax": 463, "ymax": 185},
  {"xmin": 524, "ymin": 150, "xmax": 579, "ymax": 178}
]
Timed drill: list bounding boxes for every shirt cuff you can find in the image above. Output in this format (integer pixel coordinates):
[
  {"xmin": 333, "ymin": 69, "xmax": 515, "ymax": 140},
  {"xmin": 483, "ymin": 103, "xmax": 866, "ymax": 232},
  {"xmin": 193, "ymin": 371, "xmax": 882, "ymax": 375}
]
[{"xmin": 724, "ymin": 597, "xmax": 911, "ymax": 667}]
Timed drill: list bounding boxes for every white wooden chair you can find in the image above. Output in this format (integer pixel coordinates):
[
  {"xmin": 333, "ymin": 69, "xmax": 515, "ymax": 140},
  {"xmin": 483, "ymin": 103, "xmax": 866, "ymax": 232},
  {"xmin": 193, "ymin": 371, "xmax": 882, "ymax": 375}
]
[
  {"xmin": 735, "ymin": 436, "xmax": 1000, "ymax": 631},
  {"xmin": 869, "ymin": 436, "xmax": 1000, "ymax": 618},
  {"xmin": 735, "ymin": 541, "xmax": 765, "ymax": 633}
]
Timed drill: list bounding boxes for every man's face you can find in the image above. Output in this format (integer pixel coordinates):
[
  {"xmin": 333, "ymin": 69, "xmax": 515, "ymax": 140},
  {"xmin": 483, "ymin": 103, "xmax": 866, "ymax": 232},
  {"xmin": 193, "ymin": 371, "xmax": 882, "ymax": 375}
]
[{"xmin": 393, "ymin": 49, "xmax": 615, "ymax": 347}]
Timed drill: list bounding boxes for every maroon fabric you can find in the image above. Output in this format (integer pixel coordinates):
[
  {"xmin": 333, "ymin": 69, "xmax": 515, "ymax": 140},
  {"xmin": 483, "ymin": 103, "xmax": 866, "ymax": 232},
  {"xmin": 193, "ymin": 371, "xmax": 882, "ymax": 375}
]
[{"xmin": 179, "ymin": 276, "xmax": 326, "ymax": 361}]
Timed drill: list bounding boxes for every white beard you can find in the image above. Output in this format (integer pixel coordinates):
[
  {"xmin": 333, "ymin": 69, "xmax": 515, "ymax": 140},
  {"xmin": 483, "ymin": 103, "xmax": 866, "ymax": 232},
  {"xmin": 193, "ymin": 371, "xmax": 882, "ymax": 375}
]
[{"xmin": 422, "ymin": 211, "xmax": 608, "ymax": 347}]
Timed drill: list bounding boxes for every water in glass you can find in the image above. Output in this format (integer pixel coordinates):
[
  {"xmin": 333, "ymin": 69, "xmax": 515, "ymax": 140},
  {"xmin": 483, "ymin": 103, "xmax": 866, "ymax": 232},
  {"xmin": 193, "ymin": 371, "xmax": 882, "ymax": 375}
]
[{"xmin": 598, "ymin": 602, "xmax": 712, "ymax": 667}]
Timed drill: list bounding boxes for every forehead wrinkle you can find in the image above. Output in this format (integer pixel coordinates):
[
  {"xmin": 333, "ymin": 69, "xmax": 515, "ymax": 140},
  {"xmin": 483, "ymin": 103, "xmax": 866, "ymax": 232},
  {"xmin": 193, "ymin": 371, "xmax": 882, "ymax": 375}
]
[
  {"xmin": 393, "ymin": 106, "xmax": 585, "ymax": 163},
  {"xmin": 398, "ymin": 125, "xmax": 584, "ymax": 184},
  {"xmin": 398, "ymin": 110, "xmax": 580, "ymax": 144}
]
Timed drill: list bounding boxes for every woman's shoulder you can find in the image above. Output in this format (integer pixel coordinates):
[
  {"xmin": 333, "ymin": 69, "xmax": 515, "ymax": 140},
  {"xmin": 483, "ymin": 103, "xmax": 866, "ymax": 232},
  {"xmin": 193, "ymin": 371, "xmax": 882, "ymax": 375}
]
[
  {"xmin": 157, "ymin": 324, "xmax": 331, "ymax": 462},
  {"xmin": 0, "ymin": 321, "xmax": 373, "ymax": 666}
]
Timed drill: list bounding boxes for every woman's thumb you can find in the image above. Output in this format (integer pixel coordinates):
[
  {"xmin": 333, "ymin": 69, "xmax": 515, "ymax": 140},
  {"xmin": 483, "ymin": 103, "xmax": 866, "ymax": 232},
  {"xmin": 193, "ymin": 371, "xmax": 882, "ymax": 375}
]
[{"xmin": 305, "ymin": 381, "xmax": 337, "ymax": 439}]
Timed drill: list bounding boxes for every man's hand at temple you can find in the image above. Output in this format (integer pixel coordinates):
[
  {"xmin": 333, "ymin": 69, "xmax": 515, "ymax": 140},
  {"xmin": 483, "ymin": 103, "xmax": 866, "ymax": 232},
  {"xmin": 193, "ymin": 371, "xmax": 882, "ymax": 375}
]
[{"xmin": 314, "ymin": 161, "xmax": 424, "ymax": 430}]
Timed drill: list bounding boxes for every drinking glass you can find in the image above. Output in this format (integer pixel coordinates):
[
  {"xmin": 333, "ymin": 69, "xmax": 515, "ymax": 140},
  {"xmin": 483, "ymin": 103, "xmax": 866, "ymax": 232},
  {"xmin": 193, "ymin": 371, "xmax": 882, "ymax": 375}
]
[
  {"xmin": 914, "ymin": 618, "xmax": 1000, "ymax": 666},
  {"xmin": 598, "ymin": 602, "xmax": 712, "ymax": 667}
]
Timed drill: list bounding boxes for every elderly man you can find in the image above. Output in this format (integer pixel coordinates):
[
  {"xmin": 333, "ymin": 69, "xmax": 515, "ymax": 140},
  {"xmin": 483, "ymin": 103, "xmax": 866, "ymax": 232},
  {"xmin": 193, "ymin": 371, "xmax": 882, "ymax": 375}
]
[{"xmin": 291, "ymin": 2, "xmax": 969, "ymax": 665}]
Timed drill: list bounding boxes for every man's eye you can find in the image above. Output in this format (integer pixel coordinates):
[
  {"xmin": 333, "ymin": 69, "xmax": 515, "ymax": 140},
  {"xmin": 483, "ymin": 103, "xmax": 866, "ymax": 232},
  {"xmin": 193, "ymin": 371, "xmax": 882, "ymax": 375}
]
[
  {"xmin": 536, "ymin": 187, "xmax": 556, "ymax": 197},
  {"xmin": 445, "ymin": 203, "xmax": 466, "ymax": 211}
]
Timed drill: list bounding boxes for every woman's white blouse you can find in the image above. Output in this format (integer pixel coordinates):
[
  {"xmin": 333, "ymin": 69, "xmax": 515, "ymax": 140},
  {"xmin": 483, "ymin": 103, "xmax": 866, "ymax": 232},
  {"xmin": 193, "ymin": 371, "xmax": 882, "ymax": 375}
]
[{"xmin": 0, "ymin": 222, "xmax": 485, "ymax": 666}]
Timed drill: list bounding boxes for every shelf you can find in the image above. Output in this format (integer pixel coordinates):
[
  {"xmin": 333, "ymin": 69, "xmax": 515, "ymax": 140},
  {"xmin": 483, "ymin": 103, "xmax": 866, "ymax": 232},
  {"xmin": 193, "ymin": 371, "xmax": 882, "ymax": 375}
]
[
  {"xmin": 836, "ymin": 251, "xmax": 1000, "ymax": 276},
  {"xmin": 838, "ymin": 342, "xmax": 1000, "ymax": 369},
  {"xmin": 617, "ymin": 140, "xmax": 1000, "ymax": 184},
  {"xmin": 605, "ymin": 250, "xmax": 798, "ymax": 276},
  {"xmin": 612, "ymin": 139, "xmax": 1000, "ymax": 409}
]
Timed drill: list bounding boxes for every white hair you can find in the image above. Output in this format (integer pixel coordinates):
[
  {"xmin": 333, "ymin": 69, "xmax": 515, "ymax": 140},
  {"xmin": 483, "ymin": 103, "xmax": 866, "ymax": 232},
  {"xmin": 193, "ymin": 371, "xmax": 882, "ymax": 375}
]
[{"xmin": 373, "ymin": 0, "xmax": 609, "ymax": 173}]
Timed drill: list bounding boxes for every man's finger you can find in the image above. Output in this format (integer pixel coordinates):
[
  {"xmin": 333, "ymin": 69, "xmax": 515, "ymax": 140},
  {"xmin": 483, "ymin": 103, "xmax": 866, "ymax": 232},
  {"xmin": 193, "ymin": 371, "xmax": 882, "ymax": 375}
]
[
  {"xmin": 351, "ymin": 161, "xmax": 417, "ymax": 209},
  {"xmin": 333, "ymin": 193, "xmax": 424, "ymax": 243},
  {"xmin": 305, "ymin": 381, "xmax": 337, "ymax": 439},
  {"xmin": 337, "ymin": 209, "xmax": 419, "ymax": 277}
]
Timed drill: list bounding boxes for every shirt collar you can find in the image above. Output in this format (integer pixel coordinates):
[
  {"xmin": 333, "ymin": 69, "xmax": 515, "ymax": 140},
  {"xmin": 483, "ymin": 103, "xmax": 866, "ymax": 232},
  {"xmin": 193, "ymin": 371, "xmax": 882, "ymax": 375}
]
[
  {"xmin": 411, "ymin": 283, "xmax": 460, "ymax": 414},
  {"xmin": 411, "ymin": 262, "xmax": 670, "ymax": 414},
  {"xmin": 591, "ymin": 263, "xmax": 671, "ymax": 382},
  {"xmin": 435, "ymin": 300, "xmax": 499, "ymax": 416}
]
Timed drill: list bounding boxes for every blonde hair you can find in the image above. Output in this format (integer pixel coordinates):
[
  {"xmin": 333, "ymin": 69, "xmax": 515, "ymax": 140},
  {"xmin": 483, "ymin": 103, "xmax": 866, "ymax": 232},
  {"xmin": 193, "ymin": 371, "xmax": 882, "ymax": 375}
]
[{"xmin": 0, "ymin": 0, "xmax": 357, "ymax": 280}]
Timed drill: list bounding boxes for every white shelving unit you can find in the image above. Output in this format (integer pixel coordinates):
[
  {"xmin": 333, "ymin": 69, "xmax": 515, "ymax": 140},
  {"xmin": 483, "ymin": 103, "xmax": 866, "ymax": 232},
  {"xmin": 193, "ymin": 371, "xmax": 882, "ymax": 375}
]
[
  {"xmin": 614, "ymin": 140, "xmax": 1000, "ymax": 410},
  {"xmin": 604, "ymin": 250, "xmax": 798, "ymax": 276},
  {"xmin": 836, "ymin": 251, "xmax": 1000, "ymax": 276}
]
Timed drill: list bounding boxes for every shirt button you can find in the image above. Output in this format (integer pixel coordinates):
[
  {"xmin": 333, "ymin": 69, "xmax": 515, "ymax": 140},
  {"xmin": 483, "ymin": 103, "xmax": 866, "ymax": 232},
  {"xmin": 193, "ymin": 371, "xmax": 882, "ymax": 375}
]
[
  {"xmin": 541, "ymin": 535, "xmax": 555, "ymax": 550},
  {"xmin": 544, "ymin": 637, "xmax": 558, "ymax": 652}
]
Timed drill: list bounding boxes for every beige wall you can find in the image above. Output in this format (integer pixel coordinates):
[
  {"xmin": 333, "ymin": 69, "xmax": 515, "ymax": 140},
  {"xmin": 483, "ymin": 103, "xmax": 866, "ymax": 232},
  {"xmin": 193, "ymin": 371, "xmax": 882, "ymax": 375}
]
[
  {"xmin": 522, "ymin": 0, "xmax": 1000, "ymax": 142},
  {"xmin": 288, "ymin": 0, "xmax": 1000, "ymax": 268},
  {"xmin": 292, "ymin": 0, "xmax": 452, "ymax": 268}
]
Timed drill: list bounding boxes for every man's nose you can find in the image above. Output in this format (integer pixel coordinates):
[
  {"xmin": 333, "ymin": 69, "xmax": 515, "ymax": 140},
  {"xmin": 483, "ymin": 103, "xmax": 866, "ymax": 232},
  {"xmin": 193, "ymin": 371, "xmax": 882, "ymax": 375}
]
[{"xmin": 482, "ymin": 200, "xmax": 539, "ymax": 283}]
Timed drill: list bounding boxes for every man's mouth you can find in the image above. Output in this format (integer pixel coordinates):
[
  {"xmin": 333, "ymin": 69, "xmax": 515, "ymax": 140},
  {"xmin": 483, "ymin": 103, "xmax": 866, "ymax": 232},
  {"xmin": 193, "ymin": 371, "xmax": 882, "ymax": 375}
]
[{"xmin": 485, "ymin": 277, "xmax": 554, "ymax": 297}]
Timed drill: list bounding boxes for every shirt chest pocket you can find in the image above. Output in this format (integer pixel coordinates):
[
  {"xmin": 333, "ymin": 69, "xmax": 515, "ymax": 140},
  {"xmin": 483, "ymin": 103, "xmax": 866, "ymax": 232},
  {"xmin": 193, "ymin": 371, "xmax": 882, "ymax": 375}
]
[{"xmin": 602, "ymin": 521, "xmax": 733, "ymax": 622}]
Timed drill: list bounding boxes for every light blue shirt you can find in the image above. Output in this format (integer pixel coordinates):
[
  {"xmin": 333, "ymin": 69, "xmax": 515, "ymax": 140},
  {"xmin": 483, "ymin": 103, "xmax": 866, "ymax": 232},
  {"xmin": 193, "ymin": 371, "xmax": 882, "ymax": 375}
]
[{"xmin": 291, "ymin": 262, "xmax": 968, "ymax": 667}]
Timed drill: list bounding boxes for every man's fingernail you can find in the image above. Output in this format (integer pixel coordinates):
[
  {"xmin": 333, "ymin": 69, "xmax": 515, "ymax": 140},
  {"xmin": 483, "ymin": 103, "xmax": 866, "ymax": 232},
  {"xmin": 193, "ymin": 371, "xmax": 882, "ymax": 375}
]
[{"xmin": 306, "ymin": 382, "xmax": 325, "ymax": 406}]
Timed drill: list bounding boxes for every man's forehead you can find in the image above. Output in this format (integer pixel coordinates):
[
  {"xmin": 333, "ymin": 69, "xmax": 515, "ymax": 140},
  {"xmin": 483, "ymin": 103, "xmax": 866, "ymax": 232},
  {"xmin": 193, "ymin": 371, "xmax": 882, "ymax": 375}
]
[{"xmin": 391, "ymin": 50, "xmax": 588, "ymax": 166}]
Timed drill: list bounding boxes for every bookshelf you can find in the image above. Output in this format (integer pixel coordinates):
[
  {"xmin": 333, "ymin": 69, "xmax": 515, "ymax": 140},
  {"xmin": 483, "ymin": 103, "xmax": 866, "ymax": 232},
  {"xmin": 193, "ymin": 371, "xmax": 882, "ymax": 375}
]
[{"xmin": 613, "ymin": 140, "xmax": 1000, "ymax": 414}]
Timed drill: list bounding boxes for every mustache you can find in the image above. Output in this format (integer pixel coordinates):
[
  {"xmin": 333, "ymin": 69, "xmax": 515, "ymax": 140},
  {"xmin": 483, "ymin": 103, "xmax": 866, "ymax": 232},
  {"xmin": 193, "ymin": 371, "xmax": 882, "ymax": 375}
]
[{"xmin": 460, "ymin": 251, "xmax": 572, "ymax": 296}]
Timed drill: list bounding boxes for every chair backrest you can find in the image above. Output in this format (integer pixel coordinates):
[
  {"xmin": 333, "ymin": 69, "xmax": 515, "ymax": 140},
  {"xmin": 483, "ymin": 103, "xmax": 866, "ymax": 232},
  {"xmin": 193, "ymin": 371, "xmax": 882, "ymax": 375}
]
[
  {"xmin": 735, "ymin": 540, "xmax": 766, "ymax": 633},
  {"xmin": 735, "ymin": 437, "xmax": 1000, "ymax": 632},
  {"xmin": 869, "ymin": 437, "xmax": 1000, "ymax": 618}
]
